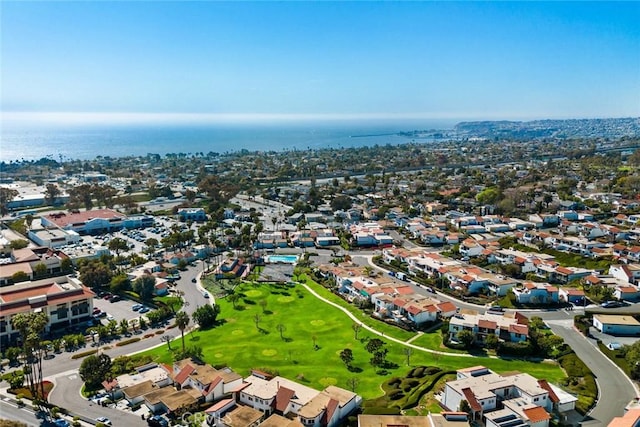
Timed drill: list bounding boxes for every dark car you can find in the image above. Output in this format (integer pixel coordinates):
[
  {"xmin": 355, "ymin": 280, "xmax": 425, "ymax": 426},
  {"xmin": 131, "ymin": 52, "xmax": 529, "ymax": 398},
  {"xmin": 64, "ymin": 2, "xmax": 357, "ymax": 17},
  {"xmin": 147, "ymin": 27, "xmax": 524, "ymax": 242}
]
[
  {"xmin": 110, "ymin": 295, "xmax": 122, "ymax": 303},
  {"xmin": 147, "ymin": 415, "xmax": 168, "ymax": 427},
  {"xmin": 601, "ymin": 300, "xmax": 625, "ymax": 308}
]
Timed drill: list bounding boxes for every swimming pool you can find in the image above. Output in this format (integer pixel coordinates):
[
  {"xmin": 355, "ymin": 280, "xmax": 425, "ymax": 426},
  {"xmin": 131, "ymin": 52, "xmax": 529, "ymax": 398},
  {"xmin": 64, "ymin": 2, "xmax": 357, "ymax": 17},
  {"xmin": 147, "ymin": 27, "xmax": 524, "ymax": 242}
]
[{"xmin": 266, "ymin": 255, "xmax": 299, "ymax": 264}]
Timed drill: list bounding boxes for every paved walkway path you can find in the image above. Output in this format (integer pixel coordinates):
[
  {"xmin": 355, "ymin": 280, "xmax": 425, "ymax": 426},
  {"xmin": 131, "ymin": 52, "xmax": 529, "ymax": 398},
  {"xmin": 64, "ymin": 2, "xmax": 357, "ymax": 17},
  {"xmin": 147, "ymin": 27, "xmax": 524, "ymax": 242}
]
[
  {"xmin": 405, "ymin": 332, "xmax": 423, "ymax": 344},
  {"xmin": 298, "ymin": 282, "xmax": 475, "ymax": 358}
]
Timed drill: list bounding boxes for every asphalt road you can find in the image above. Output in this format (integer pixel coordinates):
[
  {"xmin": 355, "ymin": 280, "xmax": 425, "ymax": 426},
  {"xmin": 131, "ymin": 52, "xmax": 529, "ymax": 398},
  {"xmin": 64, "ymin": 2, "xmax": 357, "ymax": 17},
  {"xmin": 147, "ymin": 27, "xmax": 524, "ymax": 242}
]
[
  {"xmin": 0, "ymin": 399, "xmax": 53, "ymax": 426},
  {"xmin": 535, "ymin": 311, "xmax": 638, "ymax": 427},
  {"xmin": 48, "ymin": 371, "xmax": 146, "ymax": 427},
  {"xmin": 359, "ymin": 254, "xmax": 638, "ymax": 426},
  {"xmin": 9, "ymin": 264, "xmax": 211, "ymax": 424}
]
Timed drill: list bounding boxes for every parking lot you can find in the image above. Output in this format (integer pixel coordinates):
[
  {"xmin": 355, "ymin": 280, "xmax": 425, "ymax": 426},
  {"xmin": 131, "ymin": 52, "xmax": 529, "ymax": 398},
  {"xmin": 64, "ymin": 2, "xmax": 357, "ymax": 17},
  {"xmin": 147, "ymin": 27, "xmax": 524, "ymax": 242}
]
[{"xmin": 92, "ymin": 294, "xmax": 152, "ymax": 325}]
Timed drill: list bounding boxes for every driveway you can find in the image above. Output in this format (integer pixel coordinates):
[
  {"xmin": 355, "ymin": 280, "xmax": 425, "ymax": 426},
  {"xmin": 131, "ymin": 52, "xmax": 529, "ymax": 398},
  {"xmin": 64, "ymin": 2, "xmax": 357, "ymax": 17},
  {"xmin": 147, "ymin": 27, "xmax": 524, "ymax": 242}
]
[{"xmin": 48, "ymin": 369, "xmax": 146, "ymax": 427}]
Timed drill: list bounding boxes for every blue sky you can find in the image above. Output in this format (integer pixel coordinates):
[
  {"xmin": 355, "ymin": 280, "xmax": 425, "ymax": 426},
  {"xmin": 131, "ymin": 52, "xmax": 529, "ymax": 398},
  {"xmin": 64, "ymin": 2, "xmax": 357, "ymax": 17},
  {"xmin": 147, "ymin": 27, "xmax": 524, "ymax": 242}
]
[{"xmin": 2, "ymin": 1, "xmax": 639, "ymax": 123}]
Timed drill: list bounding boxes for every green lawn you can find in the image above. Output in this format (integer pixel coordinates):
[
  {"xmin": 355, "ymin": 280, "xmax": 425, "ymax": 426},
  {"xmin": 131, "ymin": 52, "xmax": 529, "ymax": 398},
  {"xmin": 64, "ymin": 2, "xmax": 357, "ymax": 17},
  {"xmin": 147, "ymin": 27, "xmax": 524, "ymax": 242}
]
[
  {"xmin": 407, "ymin": 332, "xmax": 467, "ymax": 354},
  {"xmin": 141, "ymin": 281, "xmax": 566, "ymax": 399}
]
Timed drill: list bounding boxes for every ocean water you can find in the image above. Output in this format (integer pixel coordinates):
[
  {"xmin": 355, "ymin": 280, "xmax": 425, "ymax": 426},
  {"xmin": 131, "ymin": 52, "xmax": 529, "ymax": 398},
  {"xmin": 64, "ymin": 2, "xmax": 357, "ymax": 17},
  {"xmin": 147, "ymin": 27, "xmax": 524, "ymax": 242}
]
[{"xmin": 0, "ymin": 119, "xmax": 454, "ymax": 162}]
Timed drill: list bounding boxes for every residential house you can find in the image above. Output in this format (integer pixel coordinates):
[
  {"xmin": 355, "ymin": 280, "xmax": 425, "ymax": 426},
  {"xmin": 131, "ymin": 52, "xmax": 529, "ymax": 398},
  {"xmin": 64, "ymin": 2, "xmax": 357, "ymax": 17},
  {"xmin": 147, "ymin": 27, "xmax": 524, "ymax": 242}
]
[
  {"xmin": 610, "ymin": 264, "xmax": 640, "ymax": 285},
  {"xmin": 237, "ymin": 373, "xmax": 361, "ymax": 426},
  {"xmin": 558, "ymin": 288, "xmax": 585, "ymax": 304},
  {"xmin": 448, "ymin": 310, "xmax": 529, "ymax": 345},
  {"xmin": 173, "ymin": 359, "xmax": 243, "ymax": 403},
  {"xmin": 512, "ymin": 283, "xmax": 559, "ymax": 305},
  {"xmin": 441, "ymin": 366, "xmax": 576, "ymax": 424},
  {"xmin": 592, "ymin": 314, "xmax": 640, "ymax": 336}
]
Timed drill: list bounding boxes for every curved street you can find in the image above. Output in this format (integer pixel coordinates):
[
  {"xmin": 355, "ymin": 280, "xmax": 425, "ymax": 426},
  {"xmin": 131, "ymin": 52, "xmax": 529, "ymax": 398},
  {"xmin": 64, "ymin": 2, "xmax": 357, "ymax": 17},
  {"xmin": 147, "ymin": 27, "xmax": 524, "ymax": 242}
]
[
  {"xmin": 5, "ymin": 254, "xmax": 636, "ymax": 427},
  {"xmin": 357, "ymin": 254, "xmax": 638, "ymax": 427}
]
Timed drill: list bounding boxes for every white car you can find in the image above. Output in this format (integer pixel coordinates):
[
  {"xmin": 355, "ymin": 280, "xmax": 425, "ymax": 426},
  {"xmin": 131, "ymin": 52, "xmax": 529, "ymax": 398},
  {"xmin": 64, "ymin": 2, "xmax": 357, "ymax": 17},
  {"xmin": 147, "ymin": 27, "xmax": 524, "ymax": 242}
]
[
  {"xmin": 106, "ymin": 314, "xmax": 115, "ymax": 321},
  {"xmin": 96, "ymin": 417, "xmax": 112, "ymax": 426}
]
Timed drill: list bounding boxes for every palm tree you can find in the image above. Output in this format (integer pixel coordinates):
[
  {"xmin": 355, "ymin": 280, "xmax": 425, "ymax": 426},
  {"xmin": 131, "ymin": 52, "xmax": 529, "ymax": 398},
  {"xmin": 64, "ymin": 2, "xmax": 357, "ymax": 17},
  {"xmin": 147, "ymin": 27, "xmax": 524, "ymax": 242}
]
[{"xmin": 175, "ymin": 311, "xmax": 190, "ymax": 351}]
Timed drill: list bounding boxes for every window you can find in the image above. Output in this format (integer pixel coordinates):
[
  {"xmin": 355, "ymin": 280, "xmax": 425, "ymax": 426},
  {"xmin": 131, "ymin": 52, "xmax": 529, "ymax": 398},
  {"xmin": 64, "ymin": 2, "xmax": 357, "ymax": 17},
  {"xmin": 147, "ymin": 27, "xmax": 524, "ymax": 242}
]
[
  {"xmin": 57, "ymin": 304, "xmax": 68, "ymax": 319},
  {"xmin": 0, "ymin": 318, "xmax": 6, "ymax": 333},
  {"xmin": 534, "ymin": 397, "xmax": 539, "ymax": 402}
]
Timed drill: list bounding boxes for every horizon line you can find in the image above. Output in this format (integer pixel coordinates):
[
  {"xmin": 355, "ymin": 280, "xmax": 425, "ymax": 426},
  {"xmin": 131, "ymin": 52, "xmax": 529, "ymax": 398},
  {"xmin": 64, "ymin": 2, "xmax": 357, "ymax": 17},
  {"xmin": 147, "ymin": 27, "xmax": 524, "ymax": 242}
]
[{"xmin": 3, "ymin": 111, "xmax": 634, "ymax": 126}]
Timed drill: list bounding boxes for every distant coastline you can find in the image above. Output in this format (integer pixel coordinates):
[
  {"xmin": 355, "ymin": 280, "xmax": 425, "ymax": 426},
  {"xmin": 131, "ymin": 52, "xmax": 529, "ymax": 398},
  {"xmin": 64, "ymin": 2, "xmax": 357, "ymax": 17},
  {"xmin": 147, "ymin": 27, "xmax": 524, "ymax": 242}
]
[{"xmin": 1, "ymin": 117, "xmax": 637, "ymax": 163}]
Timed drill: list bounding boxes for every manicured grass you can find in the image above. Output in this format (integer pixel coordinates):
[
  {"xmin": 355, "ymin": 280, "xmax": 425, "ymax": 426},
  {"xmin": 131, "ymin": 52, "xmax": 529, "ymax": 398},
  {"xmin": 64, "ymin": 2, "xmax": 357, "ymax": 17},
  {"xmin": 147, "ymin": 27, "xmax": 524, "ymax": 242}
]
[
  {"xmin": 407, "ymin": 332, "xmax": 467, "ymax": 354},
  {"xmin": 302, "ymin": 278, "xmax": 415, "ymax": 342},
  {"xmin": 154, "ymin": 295, "xmax": 183, "ymax": 311},
  {"xmin": 140, "ymin": 281, "xmax": 566, "ymax": 399}
]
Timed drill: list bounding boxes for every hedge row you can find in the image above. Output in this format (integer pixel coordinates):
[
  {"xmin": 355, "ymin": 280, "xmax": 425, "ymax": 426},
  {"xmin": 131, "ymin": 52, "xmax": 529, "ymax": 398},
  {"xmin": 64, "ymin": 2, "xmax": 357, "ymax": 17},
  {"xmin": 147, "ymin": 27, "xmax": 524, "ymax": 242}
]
[
  {"xmin": 116, "ymin": 337, "xmax": 141, "ymax": 347},
  {"xmin": 558, "ymin": 352, "xmax": 597, "ymax": 414},
  {"xmin": 71, "ymin": 349, "xmax": 98, "ymax": 360}
]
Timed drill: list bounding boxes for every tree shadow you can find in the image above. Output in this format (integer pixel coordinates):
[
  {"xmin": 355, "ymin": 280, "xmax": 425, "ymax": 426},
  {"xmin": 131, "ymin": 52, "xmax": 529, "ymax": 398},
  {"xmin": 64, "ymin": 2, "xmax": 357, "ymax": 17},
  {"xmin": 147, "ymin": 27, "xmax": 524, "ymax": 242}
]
[
  {"xmin": 243, "ymin": 299, "xmax": 256, "ymax": 305},
  {"xmin": 189, "ymin": 335, "xmax": 200, "ymax": 342},
  {"xmin": 263, "ymin": 310, "xmax": 273, "ymax": 315},
  {"xmin": 283, "ymin": 337, "xmax": 293, "ymax": 343},
  {"xmin": 233, "ymin": 305, "xmax": 246, "ymax": 311},
  {"xmin": 347, "ymin": 366, "xmax": 363, "ymax": 373},
  {"xmin": 258, "ymin": 328, "xmax": 270, "ymax": 335}
]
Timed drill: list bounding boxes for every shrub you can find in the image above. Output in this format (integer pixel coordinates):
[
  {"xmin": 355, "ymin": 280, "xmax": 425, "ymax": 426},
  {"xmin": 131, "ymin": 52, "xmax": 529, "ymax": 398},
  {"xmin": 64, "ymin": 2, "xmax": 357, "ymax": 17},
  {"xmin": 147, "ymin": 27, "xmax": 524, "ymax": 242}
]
[
  {"xmin": 116, "ymin": 337, "xmax": 141, "ymax": 347},
  {"xmin": 362, "ymin": 407, "xmax": 402, "ymax": 415},
  {"xmin": 71, "ymin": 349, "xmax": 98, "ymax": 360}
]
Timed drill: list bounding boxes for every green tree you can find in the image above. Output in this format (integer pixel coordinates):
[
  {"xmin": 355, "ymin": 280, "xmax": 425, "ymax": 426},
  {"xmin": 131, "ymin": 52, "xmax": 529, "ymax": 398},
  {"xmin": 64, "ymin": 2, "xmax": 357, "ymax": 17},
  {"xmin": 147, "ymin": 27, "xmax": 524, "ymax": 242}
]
[
  {"xmin": 7, "ymin": 370, "xmax": 25, "ymax": 390},
  {"xmin": 0, "ymin": 187, "xmax": 19, "ymax": 215},
  {"xmin": 119, "ymin": 319, "xmax": 129, "ymax": 335},
  {"xmin": 276, "ymin": 323, "xmax": 287, "ymax": 340},
  {"xmin": 11, "ymin": 312, "xmax": 49, "ymax": 401},
  {"xmin": 110, "ymin": 273, "xmax": 131, "ymax": 294},
  {"xmin": 192, "ymin": 304, "xmax": 220, "ymax": 330},
  {"xmin": 132, "ymin": 274, "xmax": 156, "ymax": 301},
  {"xmin": 108, "ymin": 238, "xmax": 129, "ymax": 256},
  {"xmin": 33, "ymin": 262, "xmax": 48, "ymax": 278},
  {"xmin": 79, "ymin": 260, "xmax": 113, "ymax": 289},
  {"xmin": 11, "ymin": 271, "xmax": 29, "ymax": 284},
  {"xmin": 485, "ymin": 334, "xmax": 499, "ymax": 350},
  {"xmin": 457, "ymin": 330, "xmax": 475, "ymax": 349},
  {"xmin": 175, "ymin": 311, "xmax": 190, "ymax": 351},
  {"xmin": 5, "ymin": 346, "xmax": 21, "ymax": 364},
  {"xmin": 339, "ymin": 348, "xmax": 354, "ymax": 368},
  {"xmin": 79, "ymin": 353, "xmax": 112, "ymax": 389},
  {"xmin": 44, "ymin": 183, "xmax": 61, "ymax": 205},
  {"xmin": 9, "ymin": 240, "xmax": 29, "ymax": 250}
]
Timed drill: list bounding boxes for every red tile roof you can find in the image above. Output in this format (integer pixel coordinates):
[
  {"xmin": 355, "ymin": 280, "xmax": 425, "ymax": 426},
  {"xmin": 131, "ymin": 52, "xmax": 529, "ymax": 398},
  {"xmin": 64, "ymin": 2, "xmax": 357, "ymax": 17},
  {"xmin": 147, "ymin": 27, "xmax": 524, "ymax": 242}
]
[
  {"xmin": 537, "ymin": 379, "xmax": 559, "ymax": 403},
  {"xmin": 45, "ymin": 209, "xmax": 124, "ymax": 227},
  {"xmin": 523, "ymin": 406, "xmax": 550, "ymax": 423},
  {"xmin": 275, "ymin": 386, "xmax": 295, "ymax": 413},
  {"xmin": 509, "ymin": 324, "xmax": 529, "ymax": 335},
  {"xmin": 437, "ymin": 301, "xmax": 457, "ymax": 313},
  {"xmin": 461, "ymin": 387, "xmax": 482, "ymax": 412},
  {"xmin": 205, "ymin": 398, "xmax": 235, "ymax": 413},
  {"xmin": 478, "ymin": 319, "xmax": 497, "ymax": 330},
  {"xmin": 174, "ymin": 364, "xmax": 195, "ymax": 385}
]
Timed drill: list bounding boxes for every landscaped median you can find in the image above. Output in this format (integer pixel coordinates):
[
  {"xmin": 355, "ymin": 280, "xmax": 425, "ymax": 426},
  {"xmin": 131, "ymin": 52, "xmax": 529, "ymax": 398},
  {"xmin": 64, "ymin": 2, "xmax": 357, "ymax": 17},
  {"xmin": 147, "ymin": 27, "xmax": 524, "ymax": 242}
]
[{"xmin": 137, "ymin": 279, "xmax": 566, "ymax": 403}]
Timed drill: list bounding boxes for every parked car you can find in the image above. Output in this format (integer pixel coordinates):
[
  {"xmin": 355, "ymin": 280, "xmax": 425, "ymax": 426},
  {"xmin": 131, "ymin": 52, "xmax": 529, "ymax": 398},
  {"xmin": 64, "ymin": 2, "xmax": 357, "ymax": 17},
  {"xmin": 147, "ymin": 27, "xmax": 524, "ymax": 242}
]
[
  {"xmin": 110, "ymin": 295, "xmax": 122, "ymax": 303},
  {"xmin": 139, "ymin": 307, "xmax": 151, "ymax": 314},
  {"xmin": 203, "ymin": 292, "xmax": 210, "ymax": 299},
  {"xmin": 96, "ymin": 417, "xmax": 112, "ymax": 426},
  {"xmin": 106, "ymin": 314, "xmax": 115, "ymax": 321},
  {"xmin": 601, "ymin": 300, "xmax": 625, "ymax": 308},
  {"xmin": 191, "ymin": 278, "xmax": 197, "ymax": 283},
  {"xmin": 131, "ymin": 304, "xmax": 143, "ymax": 311}
]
